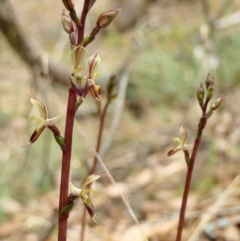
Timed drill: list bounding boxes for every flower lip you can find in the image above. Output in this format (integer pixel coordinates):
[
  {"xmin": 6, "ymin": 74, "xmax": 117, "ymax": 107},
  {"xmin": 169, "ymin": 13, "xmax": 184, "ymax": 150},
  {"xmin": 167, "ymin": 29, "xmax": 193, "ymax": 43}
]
[{"xmin": 70, "ymin": 182, "xmax": 82, "ymax": 196}]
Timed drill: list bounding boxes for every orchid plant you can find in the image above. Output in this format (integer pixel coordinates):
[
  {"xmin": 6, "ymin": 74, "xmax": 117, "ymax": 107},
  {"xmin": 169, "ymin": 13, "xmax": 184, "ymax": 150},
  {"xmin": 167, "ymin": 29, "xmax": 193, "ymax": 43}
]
[
  {"xmin": 25, "ymin": 1, "xmax": 120, "ymax": 241},
  {"xmin": 168, "ymin": 74, "xmax": 224, "ymax": 241}
]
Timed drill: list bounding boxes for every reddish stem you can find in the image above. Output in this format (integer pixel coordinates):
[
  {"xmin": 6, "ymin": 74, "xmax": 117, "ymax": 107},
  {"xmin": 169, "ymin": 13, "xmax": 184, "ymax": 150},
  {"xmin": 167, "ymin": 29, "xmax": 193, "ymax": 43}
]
[
  {"xmin": 89, "ymin": 101, "xmax": 110, "ymax": 174},
  {"xmin": 78, "ymin": 0, "xmax": 91, "ymax": 45},
  {"xmin": 58, "ymin": 87, "xmax": 77, "ymax": 241},
  {"xmin": 175, "ymin": 135, "xmax": 202, "ymax": 241},
  {"xmin": 175, "ymin": 98, "xmax": 210, "ymax": 241}
]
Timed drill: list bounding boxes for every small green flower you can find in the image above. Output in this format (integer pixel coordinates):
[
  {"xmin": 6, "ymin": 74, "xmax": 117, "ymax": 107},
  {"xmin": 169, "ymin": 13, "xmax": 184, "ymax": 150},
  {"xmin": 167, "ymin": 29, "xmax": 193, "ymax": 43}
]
[
  {"xmin": 167, "ymin": 126, "xmax": 192, "ymax": 156},
  {"xmin": 70, "ymin": 174, "xmax": 101, "ymax": 222},
  {"xmin": 25, "ymin": 96, "xmax": 60, "ymax": 146}
]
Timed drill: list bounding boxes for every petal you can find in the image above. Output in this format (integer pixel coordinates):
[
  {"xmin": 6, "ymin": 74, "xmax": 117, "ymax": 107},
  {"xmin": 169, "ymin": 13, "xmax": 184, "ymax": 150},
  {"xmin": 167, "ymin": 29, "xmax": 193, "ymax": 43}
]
[
  {"xmin": 72, "ymin": 45, "xmax": 85, "ymax": 70},
  {"xmin": 24, "ymin": 125, "xmax": 46, "ymax": 146},
  {"xmin": 82, "ymin": 174, "xmax": 101, "ymax": 190},
  {"xmin": 81, "ymin": 194, "xmax": 96, "ymax": 222},
  {"xmin": 173, "ymin": 137, "xmax": 181, "ymax": 144},
  {"xmin": 30, "ymin": 97, "xmax": 47, "ymax": 119},
  {"xmin": 86, "ymin": 53, "xmax": 101, "ymax": 78},
  {"xmin": 167, "ymin": 147, "xmax": 181, "ymax": 156},
  {"xmin": 31, "ymin": 115, "xmax": 45, "ymax": 125},
  {"xmin": 89, "ymin": 84, "xmax": 101, "ymax": 100},
  {"xmin": 179, "ymin": 126, "xmax": 187, "ymax": 144},
  {"xmin": 81, "ymin": 188, "xmax": 99, "ymax": 197}
]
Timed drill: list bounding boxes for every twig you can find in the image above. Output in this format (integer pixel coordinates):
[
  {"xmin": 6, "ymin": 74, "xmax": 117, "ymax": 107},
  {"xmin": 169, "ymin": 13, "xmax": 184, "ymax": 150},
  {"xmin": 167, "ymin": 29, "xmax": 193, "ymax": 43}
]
[
  {"xmin": 101, "ymin": 66, "xmax": 130, "ymax": 158},
  {"xmin": 80, "ymin": 95, "xmax": 112, "ymax": 241}
]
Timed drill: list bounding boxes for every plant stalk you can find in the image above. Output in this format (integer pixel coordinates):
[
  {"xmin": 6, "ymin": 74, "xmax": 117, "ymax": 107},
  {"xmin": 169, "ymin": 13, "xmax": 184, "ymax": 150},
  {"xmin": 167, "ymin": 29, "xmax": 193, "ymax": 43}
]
[
  {"xmin": 175, "ymin": 98, "xmax": 210, "ymax": 241},
  {"xmin": 175, "ymin": 134, "xmax": 202, "ymax": 241},
  {"xmin": 58, "ymin": 87, "xmax": 77, "ymax": 241},
  {"xmin": 78, "ymin": 0, "xmax": 91, "ymax": 44}
]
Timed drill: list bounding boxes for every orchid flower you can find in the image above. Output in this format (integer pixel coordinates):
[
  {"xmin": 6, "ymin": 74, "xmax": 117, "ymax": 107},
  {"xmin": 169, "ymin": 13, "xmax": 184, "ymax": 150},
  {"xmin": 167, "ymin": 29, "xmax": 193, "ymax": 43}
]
[
  {"xmin": 86, "ymin": 53, "xmax": 101, "ymax": 100},
  {"xmin": 25, "ymin": 97, "xmax": 61, "ymax": 146},
  {"xmin": 70, "ymin": 174, "xmax": 101, "ymax": 222},
  {"xmin": 167, "ymin": 126, "xmax": 192, "ymax": 157}
]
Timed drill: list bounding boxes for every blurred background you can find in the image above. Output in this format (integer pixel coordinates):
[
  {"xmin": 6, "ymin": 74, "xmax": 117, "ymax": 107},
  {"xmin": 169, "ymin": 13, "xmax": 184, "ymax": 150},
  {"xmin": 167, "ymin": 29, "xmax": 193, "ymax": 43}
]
[{"xmin": 1, "ymin": 0, "xmax": 240, "ymax": 240}]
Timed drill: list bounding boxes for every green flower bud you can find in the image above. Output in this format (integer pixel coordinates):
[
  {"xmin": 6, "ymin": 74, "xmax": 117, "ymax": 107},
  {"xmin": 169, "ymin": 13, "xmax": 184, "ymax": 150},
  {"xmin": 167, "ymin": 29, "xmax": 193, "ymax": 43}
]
[
  {"xmin": 205, "ymin": 73, "xmax": 214, "ymax": 89},
  {"xmin": 196, "ymin": 83, "xmax": 205, "ymax": 101},
  {"xmin": 97, "ymin": 6, "xmax": 120, "ymax": 28},
  {"xmin": 210, "ymin": 95, "xmax": 224, "ymax": 111},
  {"xmin": 207, "ymin": 83, "xmax": 214, "ymax": 100}
]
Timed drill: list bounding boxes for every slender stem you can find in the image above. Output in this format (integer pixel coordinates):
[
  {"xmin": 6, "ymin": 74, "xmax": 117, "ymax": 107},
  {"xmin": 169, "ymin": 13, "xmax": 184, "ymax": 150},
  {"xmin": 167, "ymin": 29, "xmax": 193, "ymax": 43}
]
[
  {"xmin": 175, "ymin": 135, "xmax": 202, "ymax": 241},
  {"xmin": 175, "ymin": 98, "xmax": 210, "ymax": 241},
  {"xmin": 78, "ymin": 0, "xmax": 91, "ymax": 44},
  {"xmin": 58, "ymin": 87, "xmax": 77, "ymax": 241},
  {"xmin": 80, "ymin": 100, "xmax": 111, "ymax": 241},
  {"xmin": 89, "ymin": 101, "xmax": 110, "ymax": 174}
]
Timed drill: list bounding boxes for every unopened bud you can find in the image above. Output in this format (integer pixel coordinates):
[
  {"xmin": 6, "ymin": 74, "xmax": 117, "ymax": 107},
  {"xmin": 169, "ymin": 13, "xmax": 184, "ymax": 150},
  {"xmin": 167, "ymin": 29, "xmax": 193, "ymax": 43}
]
[
  {"xmin": 97, "ymin": 6, "xmax": 120, "ymax": 28},
  {"xmin": 69, "ymin": 32, "xmax": 78, "ymax": 47},
  {"xmin": 61, "ymin": 10, "xmax": 74, "ymax": 34},
  {"xmin": 207, "ymin": 83, "xmax": 214, "ymax": 99},
  {"xmin": 210, "ymin": 96, "xmax": 224, "ymax": 111},
  {"xmin": 62, "ymin": 0, "xmax": 74, "ymax": 11},
  {"xmin": 196, "ymin": 83, "xmax": 205, "ymax": 101},
  {"xmin": 205, "ymin": 73, "xmax": 214, "ymax": 89}
]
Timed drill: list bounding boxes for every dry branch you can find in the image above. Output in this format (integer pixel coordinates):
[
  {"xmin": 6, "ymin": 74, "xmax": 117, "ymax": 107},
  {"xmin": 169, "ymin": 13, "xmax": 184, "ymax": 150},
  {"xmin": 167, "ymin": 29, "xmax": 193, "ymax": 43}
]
[{"xmin": 0, "ymin": 0, "xmax": 70, "ymax": 86}]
